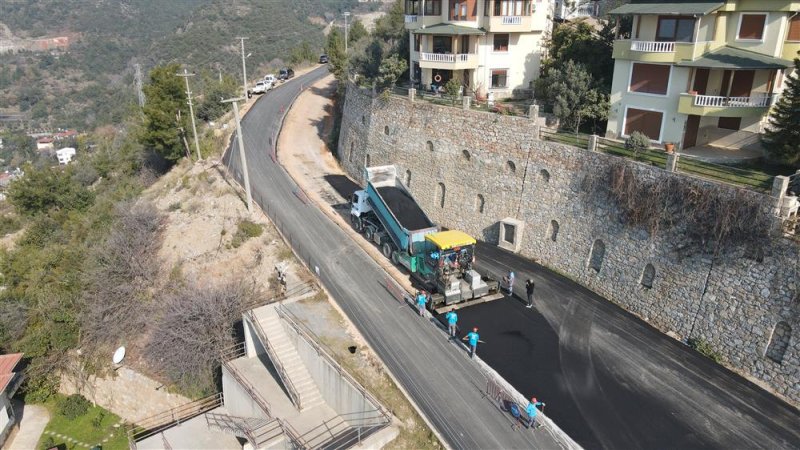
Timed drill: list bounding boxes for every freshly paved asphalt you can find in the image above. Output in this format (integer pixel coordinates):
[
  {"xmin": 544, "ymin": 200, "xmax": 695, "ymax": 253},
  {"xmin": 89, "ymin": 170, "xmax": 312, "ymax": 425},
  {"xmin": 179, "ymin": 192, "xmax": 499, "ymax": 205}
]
[
  {"xmin": 224, "ymin": 66, "xmax": 571, "ymax": 449},
  {"xmin": 228, "ymin": 67, "xmax": 800, "ymax": 450}
]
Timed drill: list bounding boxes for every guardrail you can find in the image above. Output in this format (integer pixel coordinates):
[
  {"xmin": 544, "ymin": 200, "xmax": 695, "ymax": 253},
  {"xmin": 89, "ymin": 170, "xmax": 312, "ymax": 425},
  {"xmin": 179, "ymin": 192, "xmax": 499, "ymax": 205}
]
[
  {"xmin": 222, "ymin": 359, "xmax": 274, "ymax": 417},
  {"xmin": 419, "ymin": 52, "xmax": 472, "ymax": 63},
  {"xmin": 277, "ymin": 306, "xmax": 393, "ymax": 442},
  {"xmin": 694, "ymin": 94, "xmax": 773, "ymax": 108},
  {"xmin": 126, "ymin": 393, "xmax": 223, "ymax": 449},
  {"xmin": 243, "ymin": 309, "xmax": 302, "ymax": 410},
  {"xmin": 631, "ymin": 40, "xmax": 675, "ymax": 52}
]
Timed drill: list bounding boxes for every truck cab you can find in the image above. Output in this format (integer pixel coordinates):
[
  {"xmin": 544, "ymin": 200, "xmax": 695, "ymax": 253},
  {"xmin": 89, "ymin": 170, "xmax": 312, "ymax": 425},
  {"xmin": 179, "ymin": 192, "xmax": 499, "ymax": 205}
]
[{"xmin": 350, "ymin": 190, "xmax": 371, "ymax": 219}]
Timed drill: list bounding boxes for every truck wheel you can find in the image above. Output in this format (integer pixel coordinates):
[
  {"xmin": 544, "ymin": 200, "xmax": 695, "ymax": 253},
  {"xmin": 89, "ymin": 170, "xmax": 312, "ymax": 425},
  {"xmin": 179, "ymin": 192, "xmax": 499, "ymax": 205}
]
[
  {"xmin": 352, "ymin": 216, "xmax": 364, "ymax": 233},
  {"xmin": 365, "ymin": 227, "xmax": 374, "ymax": 242},
  {"xmin": 382, "ymin": 243, "xmax": 393, "ymax": 259},
  {"xmin": 391, "ymin": 251, "xmax": 400, "ymax": 265}
]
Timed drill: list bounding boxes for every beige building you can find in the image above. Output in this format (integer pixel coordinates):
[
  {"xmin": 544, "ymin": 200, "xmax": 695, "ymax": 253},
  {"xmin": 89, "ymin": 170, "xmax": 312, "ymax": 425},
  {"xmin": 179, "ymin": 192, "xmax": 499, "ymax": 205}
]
[
  {"xmin": 605, "ymin": 0, "xmax": 798, "ymax": 150},
  {"xmin": 404, "ymin": 0, "xmax": 554, "ymax": 98}
]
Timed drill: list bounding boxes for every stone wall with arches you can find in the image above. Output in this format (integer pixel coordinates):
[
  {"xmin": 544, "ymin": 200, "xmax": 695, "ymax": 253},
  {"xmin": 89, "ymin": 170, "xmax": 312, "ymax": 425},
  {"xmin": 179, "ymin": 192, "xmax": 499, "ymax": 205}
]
[{"xmin": 337, "ymin": 83, "xmax": 800, "ymax": 404}]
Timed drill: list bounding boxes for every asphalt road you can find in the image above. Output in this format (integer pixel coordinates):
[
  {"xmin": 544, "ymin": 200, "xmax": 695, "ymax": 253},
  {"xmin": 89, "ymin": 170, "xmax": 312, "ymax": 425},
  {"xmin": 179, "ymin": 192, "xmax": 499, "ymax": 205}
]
[
  {"xmin": 228, "ymin": 67, "xmax": 800, "ymax": 450},
  {"xmin": 224, "ymin": 67, "xmax": 571, "ymax": 449}
]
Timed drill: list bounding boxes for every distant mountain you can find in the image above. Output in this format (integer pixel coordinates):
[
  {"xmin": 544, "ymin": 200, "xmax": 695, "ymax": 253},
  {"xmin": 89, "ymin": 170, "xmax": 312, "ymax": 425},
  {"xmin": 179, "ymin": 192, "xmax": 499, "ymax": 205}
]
[{"xmin": 0, "ymin": 0, "xmax": 360, "ymax": 130}]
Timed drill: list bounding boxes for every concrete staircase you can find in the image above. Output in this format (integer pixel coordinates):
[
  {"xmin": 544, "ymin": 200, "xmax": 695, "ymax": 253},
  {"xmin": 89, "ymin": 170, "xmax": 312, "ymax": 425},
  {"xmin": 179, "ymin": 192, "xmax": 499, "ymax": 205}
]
[
  {"xmin": 252, "ymin": 306, "xmax": 325, "ymax": 411},
  {"xmin": 205, "ymin": 412, "xmax": 285, "ymax": 449}
]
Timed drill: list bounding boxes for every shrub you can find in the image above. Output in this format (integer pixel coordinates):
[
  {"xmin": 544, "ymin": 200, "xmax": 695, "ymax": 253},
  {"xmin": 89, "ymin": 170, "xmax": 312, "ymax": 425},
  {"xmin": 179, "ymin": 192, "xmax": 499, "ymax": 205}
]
[
  {"xmin": 687, "ymin": 337, "xmax": 724, "ymax": 364},
  {"xmin": 59, "ymin": 394, "xmax": 91, "ymax": 420},
  {"xmin": 625, "ymin": 131, "xmax": 650, "ymax": 154},
  {"xmin": 230, "ymin": 219, "xmax": 263, "ymax": 248},
  {"xmin": 0, "ymin": 215, "xmax": 21, "ymax": 236}
]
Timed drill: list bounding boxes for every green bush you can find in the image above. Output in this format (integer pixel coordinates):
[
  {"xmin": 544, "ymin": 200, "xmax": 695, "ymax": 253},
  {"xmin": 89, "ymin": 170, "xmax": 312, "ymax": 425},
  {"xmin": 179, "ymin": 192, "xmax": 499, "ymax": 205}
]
[
  {"xmin": 625, "ymin": 131, "xmax": 650, "ymax": 154},
  {"xmin": 230, "ymin": 219, "xmax": 263, "ymax": 248},
  {"xmin": 687, "ymin": 337, "xmax": 724, "ymax": 364},
  {"xmin": 58, "ymin": 394, "xmax": 91, "ymax": 420},
  {"xmin": 0, "ymin": 215, "xmax": 21, "ymax": 236}
]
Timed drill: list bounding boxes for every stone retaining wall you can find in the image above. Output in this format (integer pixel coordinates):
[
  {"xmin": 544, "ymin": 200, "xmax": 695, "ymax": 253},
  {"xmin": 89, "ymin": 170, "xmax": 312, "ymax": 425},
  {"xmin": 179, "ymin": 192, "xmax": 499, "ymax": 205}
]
[{"xmin": 338, "ymin": 84, "xmax": 800, "ymax": 404}]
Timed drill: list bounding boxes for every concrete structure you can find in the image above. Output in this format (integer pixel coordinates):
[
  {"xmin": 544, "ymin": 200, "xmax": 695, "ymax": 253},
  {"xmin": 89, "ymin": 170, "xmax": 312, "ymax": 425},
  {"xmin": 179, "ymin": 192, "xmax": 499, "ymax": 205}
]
[
  {"xmin": 56, "ymin": 147, "xmax": 76, "ymax": 165},
  {"xmin": 0, "ymin": 353, "xmax": 24, "ymax": 448},
  {"xmin": 338, "ymin": 83, "xmax": 800, "ymax": 404},
  {"xmin": 605, "ymin": 0, "xmax": 798, "ymax": 151},
  {"xmin": 404, "ymin": 0, "xmax": 554, "ymax": 99},
  {"xmin": 36, "ymin": 137, "xmax": 54, "ymax": 151}
]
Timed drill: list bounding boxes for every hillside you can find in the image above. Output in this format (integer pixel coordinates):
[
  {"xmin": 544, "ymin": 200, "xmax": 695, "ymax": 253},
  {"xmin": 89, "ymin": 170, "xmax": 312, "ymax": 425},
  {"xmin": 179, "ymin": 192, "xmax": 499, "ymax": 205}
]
[{"xmin": 0, "ymin": 0, "xmax": 363, "ymax": 130}]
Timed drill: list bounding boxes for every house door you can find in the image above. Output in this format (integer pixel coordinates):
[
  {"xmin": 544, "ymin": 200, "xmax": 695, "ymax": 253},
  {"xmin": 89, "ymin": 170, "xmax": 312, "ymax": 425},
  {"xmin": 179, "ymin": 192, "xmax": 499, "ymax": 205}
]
[
  {"xmin": 684, "ymin": 115, "xmax": 701, "ymax": 148},
  {"xmin": 719, "ymin": 70, "xmax": 732, "ymax": 96},
  {"xmin": 692, "ymin": 68, "xmax": 710, "ymax": 94},
  {"xmin": 729, "ymin": 70, "xmax": 755, "ymax": 98}
]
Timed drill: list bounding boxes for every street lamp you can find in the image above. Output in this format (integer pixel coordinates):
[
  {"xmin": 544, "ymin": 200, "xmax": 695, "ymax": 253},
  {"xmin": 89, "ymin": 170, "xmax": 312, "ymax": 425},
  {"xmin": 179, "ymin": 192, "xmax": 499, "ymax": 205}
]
[{"xmin": 343, "ymin": 12, "xmax": 351, "ymax": 53}]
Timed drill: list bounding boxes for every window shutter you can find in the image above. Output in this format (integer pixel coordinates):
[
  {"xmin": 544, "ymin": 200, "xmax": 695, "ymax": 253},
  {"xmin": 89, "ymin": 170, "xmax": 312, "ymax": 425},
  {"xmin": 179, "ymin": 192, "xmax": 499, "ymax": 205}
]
[
  {"xmin": 789, "ymin": 15, "xmax": 800, "ymax": 42},
  {"xmin": 738, "ymin": 14, "xmax": 766, "ymax": 40}
]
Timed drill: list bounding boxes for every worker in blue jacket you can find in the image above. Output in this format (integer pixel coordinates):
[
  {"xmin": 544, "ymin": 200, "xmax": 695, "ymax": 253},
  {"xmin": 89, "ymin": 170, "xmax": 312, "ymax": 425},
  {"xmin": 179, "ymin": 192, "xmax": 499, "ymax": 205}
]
[
  {"xmin": 445, "ymin": 310, "xmax": 458, "ymax": 337},
  {"xmin": 416, "ymin": 291, "xmax": 428, "ymax": 316},
  {"xmin": 462, "ymin": 327, "xmax": 483, "ymax": 358}
]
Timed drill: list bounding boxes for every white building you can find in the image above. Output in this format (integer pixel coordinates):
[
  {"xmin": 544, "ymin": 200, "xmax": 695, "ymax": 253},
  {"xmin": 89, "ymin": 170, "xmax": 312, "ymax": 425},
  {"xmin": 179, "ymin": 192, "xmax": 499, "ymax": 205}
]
[
  {"xmin": 554, "ymin": 0, "xmax": 601, "ymax": 20},
  {"xmin": 56, "ymin": 147, "xmax": 76, "ymax": 165},
  {"xmin": 404, "ymin": 0, "xmax": 554, "ymax": 99}
]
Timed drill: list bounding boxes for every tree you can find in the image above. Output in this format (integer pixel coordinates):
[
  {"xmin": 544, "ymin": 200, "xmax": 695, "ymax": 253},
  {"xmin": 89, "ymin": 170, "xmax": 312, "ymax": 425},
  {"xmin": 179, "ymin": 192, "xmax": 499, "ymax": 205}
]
[
  {"xmin": 540, "ymin": 21, "xmax": 615, "ymax": 93},
  {"xmin": 763, "ymin": 56, "xmax": 800, "ymax": 164},
  {"xmin": 8, "ymin": 165, "xmax": 94, "ymax": 216},
  {"xmin": 444, "ymin": 78, "xmax": 462, "ymax": 106},
  {"xmin": 348, "ymin": 18, "xmax": 368, "ymax": 45},
  {"xmin": 375, "ymin": 54, "xmax": 407, "ymax": 91},
  {"xmin": 326, "ymin": 28, "xmax": 349, "ymax": 84},
  {"xmin": 197, "ymin": 73, "xmax": 239, "ymax": 122},
  {"xmin": 140, "ymin": 64, "xmax": 190, "ymax": 162},
  {"xmin": 543, "ymin": 60, "xmax": 608, "ymax": 134},
  {"xmin": 290, "ymin": 41, "xmax": 317, "ymax": 65}
]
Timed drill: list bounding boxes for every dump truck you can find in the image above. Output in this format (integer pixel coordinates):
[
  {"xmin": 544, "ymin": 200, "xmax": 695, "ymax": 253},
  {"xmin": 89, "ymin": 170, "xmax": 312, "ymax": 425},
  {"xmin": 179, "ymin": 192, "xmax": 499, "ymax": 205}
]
[{"xmin": 350, "ymin": 165, "xmax": 499, "ymax": 308}]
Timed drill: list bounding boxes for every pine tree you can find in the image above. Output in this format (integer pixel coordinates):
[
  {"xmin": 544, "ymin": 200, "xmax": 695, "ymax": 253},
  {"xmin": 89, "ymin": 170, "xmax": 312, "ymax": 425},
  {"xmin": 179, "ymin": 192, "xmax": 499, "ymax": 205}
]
[{"xmin": 763, "ymin": 56, "xmax": 800, "ymax": 164}]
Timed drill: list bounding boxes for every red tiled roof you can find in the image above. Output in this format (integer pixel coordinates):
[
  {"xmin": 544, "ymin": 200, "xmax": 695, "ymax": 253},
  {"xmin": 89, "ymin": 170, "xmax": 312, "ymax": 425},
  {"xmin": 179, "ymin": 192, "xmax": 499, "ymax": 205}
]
[
  {"xmin": 37, "ymin": 137, "xmax": 54, "ymax": 143},
  {"xmin": 0, "ymin": 353, "xmax": 22, "ymax": 392}
]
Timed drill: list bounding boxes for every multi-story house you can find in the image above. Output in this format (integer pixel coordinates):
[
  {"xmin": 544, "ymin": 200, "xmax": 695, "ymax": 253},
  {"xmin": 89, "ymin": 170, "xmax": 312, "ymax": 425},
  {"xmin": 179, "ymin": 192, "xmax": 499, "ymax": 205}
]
[
  {"xmin": 403, "ymin": 0, "xmax": 554, "ymax": 99},
  {"xmin": 554, "ymin": 0, "xmax": 602, "ymax": 20},
  {"xmin": 605, "ymin": 0, "xmax": 798, "ymax": 151}
]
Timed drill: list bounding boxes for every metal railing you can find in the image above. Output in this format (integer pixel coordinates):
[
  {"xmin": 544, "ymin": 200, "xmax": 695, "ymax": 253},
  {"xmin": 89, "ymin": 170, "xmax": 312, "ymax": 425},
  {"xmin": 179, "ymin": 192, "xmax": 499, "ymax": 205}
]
[
  {"xmin": 126, "ymin": 393, "xmax": 224, "ymax": 449},
  {"xmin": 404, "ymin": 14, "xmax": 418, "ymax": 23},
  {"xmin": 501, "ymin": 15, "xmax": 522, "ymax": 24},
  {"xmin": 631, "ymin": 40, "xmax": 675, "ymax": 52},
  {"xmin": 244, "ymin": 309, "xmax": 303, "ymax": 410},
  {"xmin": 279, "ymin": 419, "xmax": 309, "ymax": 450},
  {"xmin": 222, "ymin": 359, "xmax": 274, "ymax": 417},
  {"xmin": 694, "ymin": 94, "xmax": 773, "ymax": 108},
  {"xmin": 278, "ymin": 306, "xmax": 393, "ymax": 439},
  {"xmin": 297, "ymin": 411, "xmax": 390, "ymax": 449}
]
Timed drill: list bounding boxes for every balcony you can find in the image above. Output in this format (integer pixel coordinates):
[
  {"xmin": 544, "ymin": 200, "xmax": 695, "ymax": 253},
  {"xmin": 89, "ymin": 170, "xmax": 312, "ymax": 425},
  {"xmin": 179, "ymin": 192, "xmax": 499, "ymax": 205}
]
[
  {"xmin": 405, "ymin": 14, "xmax": 418, "ymax": 24},
  {"xmin": 418, "ymin": 52, "xmax": 479, "ymax": 70},
  {"xmin": 678, "ymin": 93, "xmax": 774, "ymax": 118},
  {"xmin": 403, "ymin": 14, "xmax": 443, "ymax": 29},
  {"xmin": 487, "ymin": 15, "xmax": 535, "ymax": 32},
  {"xmin": 613, "ymin": 39, "xmax": 722, "ymax": 63},
  {"xmin": 783, "ymin": 42, "xmax": 800, "ymax": 61}
]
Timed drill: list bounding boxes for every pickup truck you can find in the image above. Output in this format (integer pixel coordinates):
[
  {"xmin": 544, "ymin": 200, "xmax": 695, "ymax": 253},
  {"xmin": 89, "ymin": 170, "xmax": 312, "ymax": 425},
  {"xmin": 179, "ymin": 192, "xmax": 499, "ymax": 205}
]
[
  {"xmin": 263, "ymin": 74, "xmax": 276, "ymax": 86},
  {"xmin": 249, "ymin": 80, "xmax": 271, "ymax": 95}
]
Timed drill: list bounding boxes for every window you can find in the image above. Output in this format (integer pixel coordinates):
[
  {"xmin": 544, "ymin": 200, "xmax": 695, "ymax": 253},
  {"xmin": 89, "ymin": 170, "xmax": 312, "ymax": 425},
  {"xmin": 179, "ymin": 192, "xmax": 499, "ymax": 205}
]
[
  {"xmin": 406, "ymin": 169, "xmax": 412, "ymax": 187},
  {"xmin": 789, "ymin": 14, "xmax": 800, "ymax": 42},
  {"xmin": 427, "ymin": 140, "xmax": 434, "ymax": 152},
  {"xmin": 540, "ymin": 169, "xmax": 550, "ymax": 183},
  {"xmin": 437, "ymin": 182, "xmax": 446, "ymax": 208},
  {"xmin": 414, "ymin": 34, "xmax": 421, "ymax": 52},
  {"xmin": 549, "ymin": 220, "xmax": 559, "ymax": 242},
  {"xmin": 433, "ymin": 36, "xmax": 452, "ymax": 53},
  {"xmin": 624, "ymin": 107, "xmax": 663, "ymax": 141},
  {"xmin": 765, "ymin": 321, "xmax": 791, "ymax": 364},
  {"xmin": 451, "ymin": 0, "xmax": 472, "ymax": 20},
  {"xmin": 588, "ymin": 239, "xmax": 605, "ymax": 272},
  {"xmin": 424, "ymin": 0, "xmax": 442, "ymax": 15},
  {"xmin": 656, "ymin": 16, "xmax": 695, "ymax": 42},
  {"xmin": 476, "ymin": 194, "xmax": 485, "ymax": 213},
  {"xmin": 491, "ymin": 69, "xmax": 508, "ymax": 88},
  {"xmin": 738, "ymin": 14, "xmax": 767, "ymax": 40},
  {"xmin": 365, "ymin": 154, "xmax": 370, "ymax": 167},
  {"xmin": 462, "ymin": 150, "xmax": 471, "ymax": 160},
  {"xmin": 641, "ymin": 264, "xmax": 655, "ymax": 289},
  {"xmin": 718, "ymin": 117, "xmax": 741, "ymax": 131},
  {"xmin": 629, "ymin": 63, "xmax": 670, "ymax": 95},
  {"xmin": 349, "ymin": 142, "xmax": 355, "ymax": 162},
  {"xmin": 361, "ymin": 115, "xmax": 366, "ymax": 125},
  {"xmin": 493, "ymin": 34, "xmax": 510, "ymax": 52},
  {"xmin": 384, "ymin": 126, "xmax": 390, "ymax": 135},
  {"xmin": 494, "ymin": 0, "xmax": 528, "ymax": 16},
  {"xmin": 507, "ymin": 160, "xmax": 516, "ymax": 172}
]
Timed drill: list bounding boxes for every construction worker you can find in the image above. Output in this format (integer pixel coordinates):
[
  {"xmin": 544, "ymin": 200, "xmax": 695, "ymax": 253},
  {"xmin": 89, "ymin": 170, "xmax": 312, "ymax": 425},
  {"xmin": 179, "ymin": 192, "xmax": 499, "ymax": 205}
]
[
  {"xmin": 416, "ymin": 291, "xmax": 428, "ymax": 316},
  {"xmin": 462, "ymin": 327, "xmax": 482, "ymax": 358},
  {"xmin": 446, "ymin": 310, "xmax": 458, "ymax": 337},
  {"xmin": 526, "ymin": 397, "xmax": 545, "ymax": 429},
  {"xmin": 503, "ymin": 271, "xmax": 515, "ymax": 295},
  {"xmin": 525, "ymin": 279, "xmax": 535, "ymax": 308}
]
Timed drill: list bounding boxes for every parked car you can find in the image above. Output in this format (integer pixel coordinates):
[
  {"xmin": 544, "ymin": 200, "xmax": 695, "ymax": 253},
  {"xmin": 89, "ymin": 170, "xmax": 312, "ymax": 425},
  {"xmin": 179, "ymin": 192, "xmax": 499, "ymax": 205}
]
[
  {"xmin": 319, "ymin": 54, "xmax": 329, "ymax": 64},
  {"xmin": 263, "ymin": 74, "xmax": 276, "ymax": 86},
  {"xmin": 250, "ymin": 80, "xmax": 270, "ymax": 95},
  {"xmin": 278, "ymin": 67, "xmax": 295, "ymax": 80}
]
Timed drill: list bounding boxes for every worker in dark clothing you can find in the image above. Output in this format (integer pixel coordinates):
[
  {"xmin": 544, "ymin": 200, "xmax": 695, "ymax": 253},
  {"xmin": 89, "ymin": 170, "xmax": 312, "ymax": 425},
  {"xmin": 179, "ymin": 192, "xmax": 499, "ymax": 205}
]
[{"xmin": 525, "ymin": 279, "xmax": 535, "ymax": 308}]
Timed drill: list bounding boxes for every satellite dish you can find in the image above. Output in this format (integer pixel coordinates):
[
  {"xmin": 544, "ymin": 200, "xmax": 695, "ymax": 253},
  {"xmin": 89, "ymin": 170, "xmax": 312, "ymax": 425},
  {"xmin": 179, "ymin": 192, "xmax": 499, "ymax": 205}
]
[{"xmin": 112, "ymin": 346, "xmax": 126, "ymax": 365}]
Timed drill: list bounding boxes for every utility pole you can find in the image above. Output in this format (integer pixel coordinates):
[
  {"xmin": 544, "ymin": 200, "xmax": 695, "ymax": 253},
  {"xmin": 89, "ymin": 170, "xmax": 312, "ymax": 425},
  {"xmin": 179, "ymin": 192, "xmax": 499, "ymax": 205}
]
[
  {"xmin": 343, "ymin": 12, "xmax": 350, "ymax": 53},
  {"xmin": 221, "ymin": 96, "xmax": 253, "ymax": 213},
  {"xmin": 134, "ymin": 63, "xmax": 145, "ymax": 108},
  {"xmin": 237, "ymin": 37, "xmax": 250, "ymax": 99},
  {"xmin": 176, "ymin": 69, "xmax": 201, "ymax": 161}
]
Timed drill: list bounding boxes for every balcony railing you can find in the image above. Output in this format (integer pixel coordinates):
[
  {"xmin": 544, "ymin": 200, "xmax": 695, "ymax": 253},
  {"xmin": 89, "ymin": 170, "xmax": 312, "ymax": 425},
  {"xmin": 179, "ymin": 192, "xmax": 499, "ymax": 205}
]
[
  {"xmin": 501, "ymin": 16, "xmax": 522, "ymax": 25},
  {"xmin": 631, "ymin": 41, "xmax": 675, "ymax": 53},
  {"xmin": 694, "ymin": 94, "xmax": 773, "ymax": 108},
  {"xmin": 405, "ymin": 14, "xmax": 418, "ymax": 23},
  {"xmin": 420, "ymin": 52, "xmax": 471, "ymax": 63}
]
